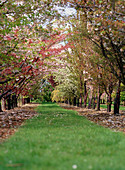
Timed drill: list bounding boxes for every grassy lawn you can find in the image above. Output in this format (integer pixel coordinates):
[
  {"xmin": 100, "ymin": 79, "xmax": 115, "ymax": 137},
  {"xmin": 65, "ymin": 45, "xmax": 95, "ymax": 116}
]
[
  {"xmin": 100, "ymin": 104, "xmax": 125, "ymax": 111},
  {"xmin": 0, "ymin": 103, "xmax": 125, "ymax": 170}
]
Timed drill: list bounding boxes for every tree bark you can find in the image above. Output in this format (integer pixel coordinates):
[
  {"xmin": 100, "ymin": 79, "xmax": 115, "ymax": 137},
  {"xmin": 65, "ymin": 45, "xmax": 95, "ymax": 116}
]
[
  {"xmin": 112, "ymin": 0, "xmax": 115, "ymax": 11},
  {"xmin": 12, "ymin": 95, "xmax": 17, "ymax": 107},
  {"xmin": 7, "ymin": 95, "xmax": 11, "ymax": 110},
  {"xmin": 73, "ymin": 97, "xmax": 76, "ymax": 106},
  {"xmin": 114, "ymin": 80, "xmax": 121, "ymax": 115},
  {"xmin": 97, "ymin": 94, "xmax": 101, "ymax": 111},
  {"xmin": 88, "ymin": 98, "xmax": 92, "ymax": 109},
  {"xmin": 97, "ymin": 86, "xmax": 102, "ymax": 111},
  {"xmin": 69, "ymin": 98, "xmax": 72, "ymax": 105},
  {"xmin": 27, "ymin": 97, "xmax": 30, "ymax": 103},
  {"xmin": 107, "ymin": 93, "xmax": 112, "ymax": 112},
  {"xmin": 92, "ymin": 97, "xmax": 96, "ymax": 109},
  {"xmin": 12, "ymin": 95, "xmax": 15, "ymax": 109},
  {"xmin": 79, "ymin": 94, "xmax": 83, "ymax": 107},
  {"xmin": 22, "ymin": 97, "xmax": 25, "ymax": 105},
  {"xmin": 15, "ymin": 95, "xmax": 17, "ymax": 107},
  {"xmin": 1, "ymin": 98, "xmax": 6, "ymax": 111},
  {"xmin": 77, "ymin": 97, "xmax": 79, "ymax": 107},
  {"xmin": 0, "ymin": 99, "xmax": 2, "ymax": 112},
  {"xmin": 65, "ymin": 99, "xmax": 68, "ymax": 104},
  {"xmin": 88, "ymin": 87, "xmax": 93, "ymax": 109},
  {"xmin": 84, "ymin": 81, "xmax": 87, "ymax": 108}
]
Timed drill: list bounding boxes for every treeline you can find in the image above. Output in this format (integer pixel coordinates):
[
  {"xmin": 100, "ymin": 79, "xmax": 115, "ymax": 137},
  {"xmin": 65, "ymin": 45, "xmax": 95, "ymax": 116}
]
[
  {"xmin": 0, "ymin": 0, "xmax": 68, "ymax": 111},
  {"xmin": 50, "ymin": 0, "xmax": 125, "ymax": 115}
]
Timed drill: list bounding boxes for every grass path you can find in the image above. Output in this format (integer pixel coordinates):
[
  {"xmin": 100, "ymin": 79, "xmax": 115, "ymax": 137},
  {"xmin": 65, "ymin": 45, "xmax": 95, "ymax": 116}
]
[{"xmin": 0, "ymin": 103, "xmax": 125, "ymax": 170}]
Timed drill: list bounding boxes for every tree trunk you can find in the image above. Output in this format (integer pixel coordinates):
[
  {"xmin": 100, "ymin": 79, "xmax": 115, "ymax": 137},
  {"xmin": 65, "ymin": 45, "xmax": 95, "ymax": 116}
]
[
  {"xmin": 22, "ymin": 98, "xmax": 25, "ymax": 105},
  {"xmin": 97, "ymin": 87, "xmax": 102, "ymax": 111},
  {"xmin": 27, "ymin": 97, "xmax": 30, "ymax": 103},
  {"xmin": 77, "ymin": 97, "xmax": 79, "ymax": 107},
  {"xmin": 13, "ymin": 95, "xmax": 17, "ymax": 107},
  {"xmin": 112, "ymin": 0, "xmax": 115, "ymax": 11},
  {"xmin": 100, "ymin": 99, "xmax": 102, "ymax": 104},
  {"xmin": 7, "ymin": 95, "xmax": 11, "ymax": 110},
  {"xmin": 92, "ymin": 97, "xmax": 96, "ymax": 109},
  {"xmin": 12, "ymin": 95, "xmax": 15, "ymax": 109},
  {"xmin": 1, "ymin": 98, "xmax": 6, "ymax": 111},
  {"xmin": 15, "ymin": 96, "xmax": 17, "ymax": 107},
  {"xmin": 69, "ymin": 98, "xmax": 72, "ymax": 105},
  {"xmin": 107, "ymin": 93, "xmax": 112, "ymax": 112},
  {"xmin": 73, "ymin": 97, "xmax": 76, "ymax": 106},
  {"xmin": 0, "ymin": 99, "xmax": 2, "ymax": 112},
  {"xmin": 114, "ymin": 80, "xmax": 121, "ymax": 115},
  {"xmin": 88, "ymin": 88, "xmax": 93, "ymax": 109},
  {"xmin": 84, "ymin": 81, "xmax": 87, "ymax": 108},
  {"xmin": 0, "ymin": 104, "xmax": 2, "ymax": 112},
  {"xmin": 65, "ymin": 99, "xmax": 68, "ymax": 104},
  {"xmin": 88, "ymin": 98, "xmax": 92, "ymax": 109},
  {"xmin": 97, "ymin": 95, "xmax": 101, "ymax": 111},
  {"xmin": 79, "ymin": 94, "xmax": 83, "ymax": 107},
  {"xmin": 84, "ymin": 94, "xmax": 87, "ymax": 108}
]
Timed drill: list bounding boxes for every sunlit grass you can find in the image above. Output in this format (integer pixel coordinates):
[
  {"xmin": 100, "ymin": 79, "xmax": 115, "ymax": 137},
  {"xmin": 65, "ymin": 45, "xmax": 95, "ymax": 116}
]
[{"xmin": 0, "ymin": 103, "xmax": 125, "ymax": 170}]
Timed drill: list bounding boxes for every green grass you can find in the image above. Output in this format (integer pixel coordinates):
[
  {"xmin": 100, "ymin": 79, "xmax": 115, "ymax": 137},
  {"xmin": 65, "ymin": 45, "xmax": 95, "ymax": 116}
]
[
  {"xmin": 0, "ymin": 103, "xmax": 125, "ymax": 170},
  {"xmin": 100, "ymin": 104, "xmax": 125, "ymax": 111}
]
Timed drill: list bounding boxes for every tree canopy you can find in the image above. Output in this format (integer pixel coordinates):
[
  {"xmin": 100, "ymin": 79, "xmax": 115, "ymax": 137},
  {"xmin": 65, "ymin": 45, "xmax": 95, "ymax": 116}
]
[{"xmin": 0, "ymin": 0, "xmax": 124, "ymax": 114}]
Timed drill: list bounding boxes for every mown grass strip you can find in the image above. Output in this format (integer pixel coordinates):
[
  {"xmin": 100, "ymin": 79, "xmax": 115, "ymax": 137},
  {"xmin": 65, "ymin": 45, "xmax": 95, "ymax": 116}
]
[{"xmin": 0, "ymin": 103, "xmax": 125, "ymax": 170}]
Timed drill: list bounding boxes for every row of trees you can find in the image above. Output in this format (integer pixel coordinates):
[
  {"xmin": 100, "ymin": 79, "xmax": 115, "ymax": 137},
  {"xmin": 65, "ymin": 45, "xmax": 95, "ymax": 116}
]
[
  {"xmin": 49, "ymin": 0, "xmax": 125, "ymax": 114},
  {"xmin": 0, "ymin": 0, "xmax": 124, "ymax": 115},
  {"xmin": 0, "ymin": 0, "xmax": 69, "ymax": 111}
]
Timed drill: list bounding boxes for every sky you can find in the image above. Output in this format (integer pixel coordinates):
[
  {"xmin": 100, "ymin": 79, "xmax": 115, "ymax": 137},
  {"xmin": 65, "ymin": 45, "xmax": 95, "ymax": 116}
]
[
  {"xmin": 57, "ymin": 6, "xmax": 76, "ymax": 16},
  {"xmin": 43, "ymin": 5, "xmax": 76, "ymax": 28}
]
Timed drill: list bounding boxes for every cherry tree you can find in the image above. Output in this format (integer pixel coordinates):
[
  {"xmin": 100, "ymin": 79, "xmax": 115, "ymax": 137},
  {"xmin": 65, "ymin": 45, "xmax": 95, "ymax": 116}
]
[
  {"xmin": 0, "ymin": 0, "xmax": 70, "ymax": 111},
  {"xmin": 54, "ymin": 0, "xmax": 124, "ymax": 114}
]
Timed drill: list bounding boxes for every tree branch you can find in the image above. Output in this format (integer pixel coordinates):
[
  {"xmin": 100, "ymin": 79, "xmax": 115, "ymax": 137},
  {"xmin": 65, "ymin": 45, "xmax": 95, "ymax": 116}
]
[{"xmin": 0, "ymin": 0, "xmax": 8, "ymax": 8}]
